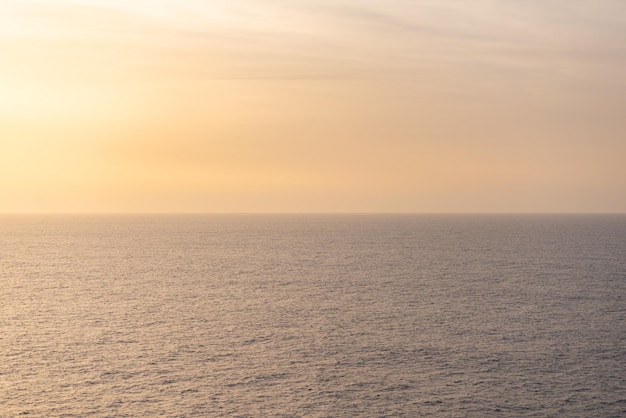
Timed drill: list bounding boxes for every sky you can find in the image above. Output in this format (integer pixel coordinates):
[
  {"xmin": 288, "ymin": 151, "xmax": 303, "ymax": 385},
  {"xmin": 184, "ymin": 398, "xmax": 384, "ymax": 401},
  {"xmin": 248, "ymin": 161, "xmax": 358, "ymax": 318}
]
[{"xmin": 1, "ymin": 0, "xmax": 625, "ymax": 213}]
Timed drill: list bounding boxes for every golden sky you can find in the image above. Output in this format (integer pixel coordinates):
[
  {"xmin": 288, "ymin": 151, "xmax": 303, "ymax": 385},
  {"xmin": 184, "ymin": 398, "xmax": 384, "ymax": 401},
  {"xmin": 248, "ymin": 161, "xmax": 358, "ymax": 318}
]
[{"xmin": 1, "ymin": 0, "xmax": 625, "ymax": 213}]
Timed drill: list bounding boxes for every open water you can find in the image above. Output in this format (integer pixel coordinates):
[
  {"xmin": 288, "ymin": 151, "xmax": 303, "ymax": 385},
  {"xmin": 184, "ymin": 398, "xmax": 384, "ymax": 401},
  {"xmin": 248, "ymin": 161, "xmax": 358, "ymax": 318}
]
[{"xmin": 1, "ymin": 214, "xmax": 625, "ymax": 417}]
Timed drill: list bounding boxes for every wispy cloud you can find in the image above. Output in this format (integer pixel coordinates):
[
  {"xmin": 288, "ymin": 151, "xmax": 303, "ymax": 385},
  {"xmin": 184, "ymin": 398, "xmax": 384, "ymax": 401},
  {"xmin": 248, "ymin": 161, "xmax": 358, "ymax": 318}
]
[{"xmin": 4, "ymin": 0, "xmax": 625, "ymax": 84}]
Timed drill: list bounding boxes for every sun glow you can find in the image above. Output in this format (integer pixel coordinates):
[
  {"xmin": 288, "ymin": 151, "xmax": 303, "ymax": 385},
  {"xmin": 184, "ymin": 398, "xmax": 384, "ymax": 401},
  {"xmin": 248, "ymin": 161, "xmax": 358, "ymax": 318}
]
[{"xmin": 1, "ymin": 0, "xmax": 625, "ymax": 213}]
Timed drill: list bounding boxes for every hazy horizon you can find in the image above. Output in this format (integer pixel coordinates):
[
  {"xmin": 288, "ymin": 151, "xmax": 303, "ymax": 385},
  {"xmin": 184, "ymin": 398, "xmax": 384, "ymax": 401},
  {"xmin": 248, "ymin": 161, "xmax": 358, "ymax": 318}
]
[
  {"xmin": 2, "ymin": 0, "xmax": 625, "ymax": 213},
  {"xmin": 2, "ymin": 211, "xmax": 625, "ymax": 216}
]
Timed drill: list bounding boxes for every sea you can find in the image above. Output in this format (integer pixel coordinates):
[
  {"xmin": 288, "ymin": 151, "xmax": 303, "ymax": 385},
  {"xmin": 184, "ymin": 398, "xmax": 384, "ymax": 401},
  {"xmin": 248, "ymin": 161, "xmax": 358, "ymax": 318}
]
[{"xmin": 1, "ymin": 214, "xmax": 625, "ymax": 417}]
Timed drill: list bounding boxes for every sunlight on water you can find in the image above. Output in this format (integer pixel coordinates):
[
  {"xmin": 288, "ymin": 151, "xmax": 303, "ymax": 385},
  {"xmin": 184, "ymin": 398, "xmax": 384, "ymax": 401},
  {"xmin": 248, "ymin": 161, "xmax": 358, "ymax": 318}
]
[{"xmin": 1, "ymin": 215, "xmax": 625, "ymax": 416}]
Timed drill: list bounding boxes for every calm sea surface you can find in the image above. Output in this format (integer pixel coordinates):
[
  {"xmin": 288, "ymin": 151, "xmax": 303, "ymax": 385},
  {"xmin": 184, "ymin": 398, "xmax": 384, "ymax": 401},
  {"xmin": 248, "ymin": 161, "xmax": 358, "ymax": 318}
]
[{"xmin": 1, "ymin": 214, "xmax": 625, "ymax": 417}]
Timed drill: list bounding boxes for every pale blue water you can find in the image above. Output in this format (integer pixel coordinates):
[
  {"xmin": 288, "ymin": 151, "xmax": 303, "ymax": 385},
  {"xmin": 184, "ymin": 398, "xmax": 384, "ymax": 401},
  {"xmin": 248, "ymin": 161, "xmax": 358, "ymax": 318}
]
[{"xmin": 1, "ymin": 214, "xmax": 625, "ymax": 417}]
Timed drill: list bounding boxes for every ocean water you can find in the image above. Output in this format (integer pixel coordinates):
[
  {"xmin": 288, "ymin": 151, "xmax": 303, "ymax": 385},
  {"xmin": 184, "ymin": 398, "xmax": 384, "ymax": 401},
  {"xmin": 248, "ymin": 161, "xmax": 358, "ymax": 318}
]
[{"xmin": 1, "ymin": 214, "xmax": 625, "ymax": 417}]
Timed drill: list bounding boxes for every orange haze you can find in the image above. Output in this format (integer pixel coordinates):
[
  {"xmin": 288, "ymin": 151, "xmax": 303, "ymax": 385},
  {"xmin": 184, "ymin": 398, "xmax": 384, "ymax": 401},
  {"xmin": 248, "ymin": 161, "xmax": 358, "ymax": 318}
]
[{"xmin": 2, "ymin": 1, "xmax": 625, "ymax": 213}]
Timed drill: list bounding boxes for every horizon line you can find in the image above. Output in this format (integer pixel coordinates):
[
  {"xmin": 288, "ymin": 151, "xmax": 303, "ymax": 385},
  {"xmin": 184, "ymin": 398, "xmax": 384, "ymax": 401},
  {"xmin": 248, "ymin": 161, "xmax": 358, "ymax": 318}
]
[{"xmin": 1, "ymin": 211, "xmax": 624, "ymax": 216}]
